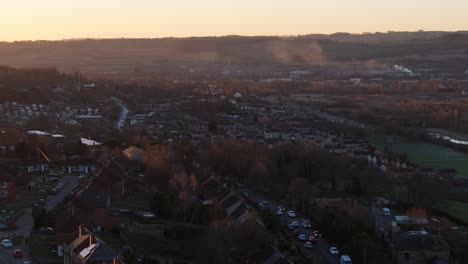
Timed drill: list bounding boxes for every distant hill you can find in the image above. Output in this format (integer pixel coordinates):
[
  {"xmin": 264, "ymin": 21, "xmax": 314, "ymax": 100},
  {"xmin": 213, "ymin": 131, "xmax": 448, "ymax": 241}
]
[{"xmin": 1, "ymin": 32, "xmax": 467, "ymax": 78}]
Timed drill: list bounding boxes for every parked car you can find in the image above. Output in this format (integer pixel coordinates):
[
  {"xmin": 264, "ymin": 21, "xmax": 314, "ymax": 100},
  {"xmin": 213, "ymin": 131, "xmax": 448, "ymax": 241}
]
[
  {"xmin": 298, "ymin": 234, "xmax": 307, "ymax": 241},
  {"xmin": 302, "ymin": 221, "xmax": 312, "ymax": 228},
  {"xmin": 23, "ymin": 260, "xmax": 31, "ymax": 264},
  {"xmin": 276, "ymin": 209, "xmax": 283, "ymax": 216},
  {"xmin": 40, "ymin": 227, "xmax": 55, "ymax": 233},
  {"xmin": 309, "ymin": 235, "xmax": 317, "ymax": 242},
  {"xmin": 37, "ymin": 199, "xmax": 46, "ymax": 206},
  {"xmin": 304, "ymin": 242, "xmax": 313, "ymax": 248},
  {"xmin": 242, "ymin": 192, "xmax": 249, "ymax": 198},
  {"xmin": 13, "ymin": 249, "xmax": 23, "ymax": 258},
  {"xmin": 330, "ymin": 247, "xmax": 339, "ymax": 255},
  {"xmin": 340, "ymin": 255, "xmax": 352, "ymax": 264},
  {"xmin": 1, "ymin": 239, "xmax": 13, "ymax": 248},
  {"xmin": 290, "ymin": 221, "xmax": 300, "ymax": 227},
  {"xmin": 47, "ymin": 177, "xmax": 59, "ymax": 183},
  {"xmin": 50, "ymin": 188, "xmax": 58, "ymax": 195},
  {"xmin": 137, "ymin": 211, "xmax": 156, "ymax": 219},
  {"xmin": 237, "ymin": 183, "xmax": 246, "ymax": 188},
  {"xmin": 287, "ymin": 210, "xmax": 296, "ymax": 218},
  {"xmin": 313, "ymin": 230, "xmax": 322, "ymax": 238}
]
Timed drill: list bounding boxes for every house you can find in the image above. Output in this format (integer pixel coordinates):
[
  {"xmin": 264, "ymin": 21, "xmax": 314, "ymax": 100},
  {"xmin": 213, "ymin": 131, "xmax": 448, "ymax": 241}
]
[
  {"xmin": 392, "ymin": 231, "xmax": 450, "ymax": 264},
  {"xmin": 74, "ymin": 188, "xmax": 118, "ymax": 232},
  {"xmin": 0, "ymin": 181, "xmax": 15, "ymax": 200},
  {"xmin": 63, "ymin": 158, "xmax": 97, "ymax": 174},
  {"xmin": 371, "ymin": 207, "xmax": 397, "ymax": 239},
  {"xmin": 63, "ymin": 226, "xmax": 120, "ymax": 264},
  {"xmin": 24, "ymin": 164, "xmax": 49, "ymax": 173},
  {"xmin": 201, "ymin": 176, "xmax": 253, "ymax": 224}
]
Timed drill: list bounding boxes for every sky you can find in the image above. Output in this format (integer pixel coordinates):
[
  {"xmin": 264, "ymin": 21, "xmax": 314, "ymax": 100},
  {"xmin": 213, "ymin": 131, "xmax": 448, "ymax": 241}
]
[{"xmin": 0, "ymin": 0, "xmax": 467, "ymax": 41}]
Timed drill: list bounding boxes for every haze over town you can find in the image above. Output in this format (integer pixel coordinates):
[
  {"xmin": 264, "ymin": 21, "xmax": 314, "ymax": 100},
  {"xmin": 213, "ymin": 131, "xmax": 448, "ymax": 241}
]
[{"xmin": 1, "ymin": 1, "xmax": 468, "ymax": 264}]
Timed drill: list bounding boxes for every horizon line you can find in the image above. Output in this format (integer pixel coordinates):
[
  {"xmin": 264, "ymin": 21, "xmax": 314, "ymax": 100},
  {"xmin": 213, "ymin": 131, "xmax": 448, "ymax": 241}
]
[{"xmin": 2, "ymin": 30, "xmax": 468, "ymax": 43}]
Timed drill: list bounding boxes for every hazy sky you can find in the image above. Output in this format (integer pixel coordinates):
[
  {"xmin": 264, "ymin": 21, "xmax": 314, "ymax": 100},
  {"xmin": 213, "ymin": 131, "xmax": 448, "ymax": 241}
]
[{"xmin": 1, "ymin": 0, "xmax": 467, "ymax": 41}]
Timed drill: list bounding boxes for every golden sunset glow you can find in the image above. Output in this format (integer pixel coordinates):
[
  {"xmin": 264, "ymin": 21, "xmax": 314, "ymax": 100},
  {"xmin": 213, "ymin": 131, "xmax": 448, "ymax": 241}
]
[{"xmin": 1, "ymin": 0, "xmax": 468, "ymax": 41}]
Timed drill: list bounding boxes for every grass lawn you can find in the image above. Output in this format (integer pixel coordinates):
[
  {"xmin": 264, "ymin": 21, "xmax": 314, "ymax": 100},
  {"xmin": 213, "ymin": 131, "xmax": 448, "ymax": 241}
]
[
  {"xmin": 0, "ymin": 191, "xmax": 38, "ymax": 211},
  {"xmin": 30, "ymin": 235, "xmax": 56, "ymax": 257},
  {"xmin": 433, "ymin": 200, "xmax": 468, "ymax": 225},
  {"xmin": 371, "ymin": 136, "xmax": 468, "ymax": 177}
]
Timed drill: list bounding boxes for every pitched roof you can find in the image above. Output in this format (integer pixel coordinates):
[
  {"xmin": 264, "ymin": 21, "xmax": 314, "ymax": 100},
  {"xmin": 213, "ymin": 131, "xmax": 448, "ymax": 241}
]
[
  {"xmin": 68, "ymin": 232, "xmax": 118, "ymax": 263},
  {"xmin": 222, "ymin": 195, "xmax": 241, "ymax": 209}
]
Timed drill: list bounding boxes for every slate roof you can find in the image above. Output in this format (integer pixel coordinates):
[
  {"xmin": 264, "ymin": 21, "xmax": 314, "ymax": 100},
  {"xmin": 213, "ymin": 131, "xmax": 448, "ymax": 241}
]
[
  {"xmin": 222, "ymin": 195, "xmax": 241, "ymax": 209},
  {"xmin": 86, "ymin": 242, "xmax": 119, "ymax": 262},
  {"xmin": 230, "ymin": 204, "xmax": 248, "ymax": 219}
]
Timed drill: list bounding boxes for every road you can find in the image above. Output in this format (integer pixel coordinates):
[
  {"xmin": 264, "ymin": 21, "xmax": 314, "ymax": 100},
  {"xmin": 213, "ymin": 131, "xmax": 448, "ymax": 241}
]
[
  {"xmin": 111, "ymin": 97, "xmax": 128, "ymax": 131},
  {"xmin": 45, "ymin": 175, "xmax": 80, "ymax": 211},
  {"xmin": 0, "ymin": 175, "xmax": 79, "ymax": 263},
  {"xmin": 241, "ymin": 189, "xmax": 341, "ymax": 264}
]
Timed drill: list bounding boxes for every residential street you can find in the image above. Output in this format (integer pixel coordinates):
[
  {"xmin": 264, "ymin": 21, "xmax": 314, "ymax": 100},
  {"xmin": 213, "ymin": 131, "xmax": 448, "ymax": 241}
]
[
  {"xmin": 0, "ymin": 175, "xmax": 80, "ymax": 264},
  {"xmin": 241, "ymin": 189, "xmax": 341, "ymax": 264},
  {"xmin": 44, "ymin": 175, "xmax": 80, "ymax": 211}
]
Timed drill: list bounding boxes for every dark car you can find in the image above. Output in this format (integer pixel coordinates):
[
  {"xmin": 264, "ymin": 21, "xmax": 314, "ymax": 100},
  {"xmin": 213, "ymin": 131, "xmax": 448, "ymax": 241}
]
[{"xmin": 13, "ymin": 249, "xmax": 23, "ymax": 258}]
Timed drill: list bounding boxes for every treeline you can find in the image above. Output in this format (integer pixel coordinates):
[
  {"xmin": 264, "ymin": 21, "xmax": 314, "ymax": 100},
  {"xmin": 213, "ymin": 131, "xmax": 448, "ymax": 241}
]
[{"xmin": 198, "ymin": 141, "xmax": 352, "ymax": 198}]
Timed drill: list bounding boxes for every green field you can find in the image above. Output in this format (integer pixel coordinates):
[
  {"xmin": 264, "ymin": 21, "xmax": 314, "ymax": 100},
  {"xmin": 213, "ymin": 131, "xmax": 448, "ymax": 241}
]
[
  {"xmin": 433, "ymin": 200, "xmax": 468, "ymax": 225},
  {"xmin": 372, "ymin": 137, "xmax": 468, "ymax": 177}
]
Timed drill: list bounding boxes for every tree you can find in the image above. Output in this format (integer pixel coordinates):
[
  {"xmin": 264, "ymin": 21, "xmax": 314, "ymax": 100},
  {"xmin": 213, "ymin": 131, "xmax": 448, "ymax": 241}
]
[
  {"xmin": 350, "ymin": 232, "xmax": 384, "ymax": 264},
  {"xmin": 74, "ymin": 140, "xmax": 87, "ymax": 155},
  {"xmin": 149, "ymin": 192, "xmax": 175, "ymax": 219},
  {"xmin": 288, "ymin": 178, "xmax": 312, "ymax": 213},
  {"xmin": 32, "ymin": 207, "xmax": 48, "ymax": 228},
  {"xmin": 15, "ymin": 141, "xmax": 29, "ymax": 159},
  {"xmin": 351, "ymin": 176, "xmax": 363, "ymax": 197}
]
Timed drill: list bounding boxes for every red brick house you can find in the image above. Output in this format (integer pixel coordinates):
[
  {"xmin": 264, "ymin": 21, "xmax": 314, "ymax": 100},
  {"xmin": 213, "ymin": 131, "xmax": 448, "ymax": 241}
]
[{"xmin": 0, "ymin": 181, "xmax": 16, "ymax": 201}]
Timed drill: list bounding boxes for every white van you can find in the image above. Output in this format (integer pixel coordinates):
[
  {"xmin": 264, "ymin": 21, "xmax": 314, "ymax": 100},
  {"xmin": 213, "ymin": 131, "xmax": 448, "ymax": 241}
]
[
  {"xmin": 340, "ymin": 255, "xmax": 352, "ymax": 264},
  {"xmin": 383, "ymin": 207, "xmax": 391, "ymax": 216}
]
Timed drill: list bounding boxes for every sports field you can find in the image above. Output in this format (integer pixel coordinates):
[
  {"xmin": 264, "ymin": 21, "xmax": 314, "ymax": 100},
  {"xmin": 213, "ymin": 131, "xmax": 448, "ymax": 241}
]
[
  {"xmin": 372, "ymin": 137, "xmax": 468, "ymax": 177},
  {"xmin": 433, "ymin": 200, "xmax": 468, "ymax": 225}
]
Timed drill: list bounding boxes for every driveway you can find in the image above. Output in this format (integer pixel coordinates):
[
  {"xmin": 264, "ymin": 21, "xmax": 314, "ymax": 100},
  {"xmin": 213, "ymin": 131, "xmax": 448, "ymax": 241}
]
[{"xmin": 242, "ymin": 189, "xmax": 341, "ymax": 264}]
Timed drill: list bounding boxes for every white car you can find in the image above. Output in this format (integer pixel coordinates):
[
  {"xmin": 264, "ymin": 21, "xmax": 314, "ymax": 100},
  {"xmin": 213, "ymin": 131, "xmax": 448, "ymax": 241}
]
[
  {"xmin": 340, "ymin": 255, "xmax": 352, "ymax": 264},
  {"xmin": 298, "ymin": 234, "xmax": 307, "ymax": 241},
  {"xmin": 276, "ymin": 209, "xmax": 283, "ymax": 216},
  {"xmin": 1, "ymin": 239, "xmax": 13, "ymax": 248},
  {"xmin": 287, "ymin": 210, "xmax": 296, "ymax": 218},
  {"xmin": 142, "ymin": 212, "xmax": 156, "ymax": 218},
  {"xmin": 304, "ymin": 241, "xmax": 313, "ymax": 248},
  {"xmin": 302, "ymin": 221, "xmax": 312, "ymax": 228},
  {"xmin": 330, "ymin": 247, "xmax": 339, "ymax": 255}
]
